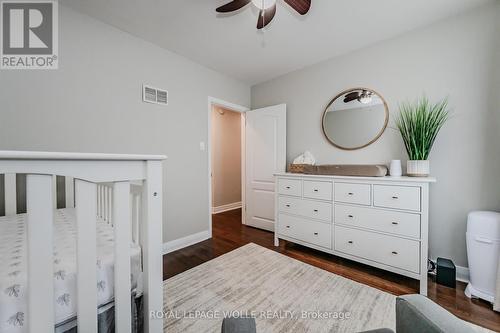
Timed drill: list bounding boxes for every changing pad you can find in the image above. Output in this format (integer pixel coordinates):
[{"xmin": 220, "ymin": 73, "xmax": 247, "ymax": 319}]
[{"xmin": 303, "ymin": 164, "xmax": 388, "ymax": 177}]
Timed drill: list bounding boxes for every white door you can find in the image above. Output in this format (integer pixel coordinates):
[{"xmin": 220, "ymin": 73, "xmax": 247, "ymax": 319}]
[{"xmin": 245, "ymin": 104, "xmax": 286, "ymax": 231}]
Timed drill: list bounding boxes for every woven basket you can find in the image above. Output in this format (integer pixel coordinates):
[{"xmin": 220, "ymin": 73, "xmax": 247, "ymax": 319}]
[{"xmin": 288, "ymin": 164, "xmax": 308, "ymax": 173}]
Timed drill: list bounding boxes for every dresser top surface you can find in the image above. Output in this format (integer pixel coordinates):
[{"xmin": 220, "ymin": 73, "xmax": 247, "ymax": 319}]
[{"xmin": 274, "ymin": 172, "xmax": 436, "ymax": 183}]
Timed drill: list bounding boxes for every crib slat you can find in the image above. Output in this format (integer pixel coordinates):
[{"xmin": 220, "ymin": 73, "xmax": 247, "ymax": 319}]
[
  {"xmin": 103, "ymin": 185, "xmax": 107, "ymax": 220},
  {"xmin": 26, "ymin": 175, "xmax": 54, "ymax": 333},
  {"xmin": 142, "ymin": 161, "xmax": 163, "ymax": 333},
  {"xmin": 52, "ymin": 176, "xmax": 57, "ymax": 209},
  {"xmin": 75, "ymin": 179, "xmax": 98, "ymax": 332},
  {"xmin": 105, "ymin": 186, "xmax": 109, "ymax": 222},
  {"xmin": 113, "ymin": 181, "xmax": 132, "ymax": 333},
  {"xmin": 65, "ymin": 176, "xmax": 74, "ymax": 208},
  {"xmin": 131, "ymin": 193, "xmax": 140, "ymax": 245},
  {"xmin": 101, "ymin": 185, "xmax": 105, "ymax": 218},
  {"xmin": 102, "ymin": 186, "xmax": 106, "ymax": 220},
  {"xmin": 99, "ymin": 185, "xmax": 104, "ymax": 218},
  {"xmin": 5, "ymin": 173, "xmax": 17, "ymax": 215},
  {"xmin": 107, "ymin": 186, "xmax": 112, "ymax": 224}
]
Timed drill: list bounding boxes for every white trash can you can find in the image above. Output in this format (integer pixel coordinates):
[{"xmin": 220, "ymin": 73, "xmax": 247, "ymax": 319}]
[{"xmin": 465, "ymin": 211, "xmax": 500, "ymax": 303}]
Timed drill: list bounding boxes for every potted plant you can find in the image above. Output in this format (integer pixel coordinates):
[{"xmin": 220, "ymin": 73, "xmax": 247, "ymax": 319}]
[{"xmin": 395, "ymin": 96, "xmax": 449, "ymax": 177}]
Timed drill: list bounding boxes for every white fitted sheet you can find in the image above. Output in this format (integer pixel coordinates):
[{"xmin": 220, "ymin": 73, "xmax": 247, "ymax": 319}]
[{"xmin": 0, "ymin": 208, "xmax": 142, "ymax": 333}]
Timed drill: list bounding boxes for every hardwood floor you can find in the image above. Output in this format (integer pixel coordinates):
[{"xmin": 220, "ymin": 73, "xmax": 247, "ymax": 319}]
[{"xmin": 163, "ymin": 209, "xmax": 500, "ymax": 332}]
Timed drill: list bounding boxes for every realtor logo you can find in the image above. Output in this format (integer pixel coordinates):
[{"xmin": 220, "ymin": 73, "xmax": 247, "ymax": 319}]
[{"xmin": 1, "ymin": 0, "xmax": 58, "ymax": 69}]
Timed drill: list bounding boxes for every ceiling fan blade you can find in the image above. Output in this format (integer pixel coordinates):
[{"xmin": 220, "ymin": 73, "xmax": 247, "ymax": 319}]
[
  {"xmin": 343, "ymin": 95, "xmax": 359, "ymax": 103},
  {"xmin": 216, "ymin": 0, "xmax": 251, "ymax": 13},
  {"xmin": 344, "ymin": 92, "xmax": 359, "ymax": 99},
  {"xmin": 283, "ymin": 0, "xmax": 311, "ymax": 15},
  {"xmin": 343, "ymin": 92, "xmax": 360, "ymax": 103},
  {"xmin": 257, "ymin": 4, "xmax": 276, "ymax": 29}
]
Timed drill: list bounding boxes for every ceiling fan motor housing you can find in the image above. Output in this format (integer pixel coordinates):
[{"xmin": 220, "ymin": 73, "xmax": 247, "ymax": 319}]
[{"xmin": 252, "ymin": 0, "xmax": 276, "ymax": 9}]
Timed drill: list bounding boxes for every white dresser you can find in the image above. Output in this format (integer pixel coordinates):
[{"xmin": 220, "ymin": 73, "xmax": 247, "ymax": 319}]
[{"xmin": 274, "ymin": 173, "xmax": 436, "ymax": 295}]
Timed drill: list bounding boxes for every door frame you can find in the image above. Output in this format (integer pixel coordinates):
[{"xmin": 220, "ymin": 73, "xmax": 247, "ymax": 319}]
[{"xmin": 207, "ymin": 97, "xmax": 249, "ymax": 238}]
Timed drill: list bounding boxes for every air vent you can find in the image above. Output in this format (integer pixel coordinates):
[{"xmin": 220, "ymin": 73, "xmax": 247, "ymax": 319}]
[
  {"xmin": 156, "ymin": 89, "xmax": 168, "ymax": 105},
  {"xmin": 143, "ymin": 84, "xmax": 168, "ymax": 106}
]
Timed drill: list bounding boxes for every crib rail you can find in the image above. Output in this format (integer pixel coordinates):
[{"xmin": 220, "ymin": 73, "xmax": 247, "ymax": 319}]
[{"xmin": 0, "ymin": 151, "xmax": 166, "ymax": 333}]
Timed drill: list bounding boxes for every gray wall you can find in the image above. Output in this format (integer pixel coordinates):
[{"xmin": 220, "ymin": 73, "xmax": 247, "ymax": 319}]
[
  {"xmin": 251, "ymin": 3, "xmax": 500, "ymax": 268},
  {"xmin": 0, "ymin": 5, "xmax": 250, "ymax": 243},
  {"xmin": 211, "ymin": 107, "xmax": 242, "ymax": 208}
]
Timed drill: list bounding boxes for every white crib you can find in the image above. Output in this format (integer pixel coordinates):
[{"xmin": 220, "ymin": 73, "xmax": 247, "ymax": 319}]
[{"xmin": 0, "ymin": 151, "xmax": 166, "ymax": 333}]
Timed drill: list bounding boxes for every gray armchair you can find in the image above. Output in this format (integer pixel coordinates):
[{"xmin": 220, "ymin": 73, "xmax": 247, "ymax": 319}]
[
  {"xmin": 221, "ymin": 294, "xmax": 478, "ymax": 333},
  {"xmin": 221, "ymin": 317, "xmax": 256, "ymax": 333},
  {"xmin": 393, "ymin": 294, "xmax": 477, "ymax": 333}
]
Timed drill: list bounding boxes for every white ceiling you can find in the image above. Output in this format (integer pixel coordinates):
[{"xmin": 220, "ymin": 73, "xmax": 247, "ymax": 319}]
[{"xmin": 64, "ymin": 0, "xmax": 493, "ymax": 85}]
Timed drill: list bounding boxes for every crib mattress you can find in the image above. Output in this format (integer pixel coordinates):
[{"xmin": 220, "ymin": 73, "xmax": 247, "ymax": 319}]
[{"xmin": 0, "ymin": 208, "xmax": 142, "ymax": 333}]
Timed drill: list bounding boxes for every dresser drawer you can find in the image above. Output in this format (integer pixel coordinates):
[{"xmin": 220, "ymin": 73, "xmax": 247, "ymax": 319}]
[
  {"xmin": 335, "ymin": 225, "xmax": 420, "ymax": 273},
  {"xmin": 278, "ymin": 214, "xmax": 332, "ymax": 249},
  {"xmin": 303, "ymin": 180, "xmax": 333, "ymax": 201},
  {"xmin": 334, "ymin": 183, "xmax": 371, "ymax": 205},
  {"xmin": 278, "ymin": 197, "xmax": 332, "ymax": 222},
  {"xmin": 373, "ymin": 185, "xmax": 421, "ymax": 211},
  {"xmin": 278, "ymin": 178, "xmax": 302, "ymax": 197},
  {"xmin": 335, "ymin": 204, "xmax": 421, "ymax": 238}
]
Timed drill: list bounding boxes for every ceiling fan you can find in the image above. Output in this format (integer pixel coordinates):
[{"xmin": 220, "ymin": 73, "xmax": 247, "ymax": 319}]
[
  {"xmin": 343, "ymin": 90, "xmax": 373, "ymax": 104},
  {"xmin": 216, "ymin": 0, "xmax": 311, "ymax": 29}
]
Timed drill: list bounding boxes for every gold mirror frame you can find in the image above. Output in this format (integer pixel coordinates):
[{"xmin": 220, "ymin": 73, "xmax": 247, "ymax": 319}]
[{"xmin": 321, "ymin": 87, "xmax": 389, "ymax": 151}]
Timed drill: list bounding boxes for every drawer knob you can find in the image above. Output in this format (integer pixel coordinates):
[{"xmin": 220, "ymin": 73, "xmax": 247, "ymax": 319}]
[
  {"xmin": 285, "ymin": 186, "xmax": 291, "ymax": 189},
  {"xmin": 348, "ymin": 240, "xmax": 353, "ymax": 244},
  {"xmin": 285, "ymin": 204, "xmax": 291, "ymax": 207},
  {"xmin": 392, "ymin": 251, "xmax": 398, "ymax": 255},
  {"xmin": 313, "ymin": 189, "xmax": 319, "ymax": 192},
  {"xmin": 286, "ymin": 225, "xmax": 290, "ymax": 228},
  {"xmin": 314, "ymin": 232, "xmax": 318, "ymax": 236},
  {"xmin": 392, "ymin": 196, "xmax": 399, "ymax": 199},
  {"xmin": 392, "ymin": 222, "xmax": 399, "ymax": 225},
  {"xmin": 348, "ymin": 215, "xmax": 354, "ymax": 218},
  {"xmin": 348, "ymin": 192, "xmax": 354, "ymax": 196},
  {"xmin": 313, "ymin": 209, "xmax": 318, "ymax": 212}
]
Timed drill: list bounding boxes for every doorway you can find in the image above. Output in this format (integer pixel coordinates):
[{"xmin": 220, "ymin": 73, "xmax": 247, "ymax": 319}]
[
  {"xmin": 207, "ymin": 98, "xmax": 286, "ymax": 237},
  {"xmin": 208, "ymin": 98, "xmax": 248, "ymax": 237},
  {"xmin": 211, "ymin": 105, "xmax": 244, "ymax": 215}
]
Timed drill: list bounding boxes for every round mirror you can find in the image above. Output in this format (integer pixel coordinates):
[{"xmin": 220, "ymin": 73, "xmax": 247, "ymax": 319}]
[{"xmin": 322, "ymin": 88, "xmax": 389, "ymax": 150}]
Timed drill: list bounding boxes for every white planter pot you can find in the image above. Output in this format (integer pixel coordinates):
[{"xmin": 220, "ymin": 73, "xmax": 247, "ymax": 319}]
[{"xmin": 407, "ymin": 160, "xmax": 430, "ymax": 177}]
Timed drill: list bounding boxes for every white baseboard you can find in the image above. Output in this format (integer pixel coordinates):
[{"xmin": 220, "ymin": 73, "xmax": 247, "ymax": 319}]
[
  {"xmin": 162, "ymin": 230, "xmax": 211, "ymax": 255},
  {"xmin": 456, "ymin": 265, "xmax": 470, "ymax": 283},
  {"xmin": 212, "ymin": 201, "xmax": 242, "ymax": 214}
]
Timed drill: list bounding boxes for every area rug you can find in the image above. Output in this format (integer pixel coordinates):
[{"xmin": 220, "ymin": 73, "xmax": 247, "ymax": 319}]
[
  {"xmin": 163, "ymin": 243, "xmax": 395, "ymax": 332},
  {"xmin": 162, "ymin": 243, "xmax": 491, "ymax": 333}
]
